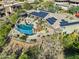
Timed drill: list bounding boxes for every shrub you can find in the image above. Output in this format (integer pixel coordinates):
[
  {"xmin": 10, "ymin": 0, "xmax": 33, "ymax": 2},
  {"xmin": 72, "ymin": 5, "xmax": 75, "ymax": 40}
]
[
  {"xmin": 68, "ymin": 6, "xmax": 79, "ymax": 14},
  {"xmin": 19, "ymin": 53, "xmax": 30, "ymax": 59},
  {"xmin": 0, "ymin": 24, "xmax": 11, "ymax": 46},
  {"xmin": 62, "ymin": 32, "xmax": 79, "ymax": 49},
  {"xmin": 22, "ymin": 3, "xmax": 33, "ymax": 10}
]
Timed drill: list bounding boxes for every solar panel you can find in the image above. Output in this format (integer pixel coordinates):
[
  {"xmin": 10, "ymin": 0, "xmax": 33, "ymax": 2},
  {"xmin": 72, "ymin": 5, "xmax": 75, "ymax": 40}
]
[
  {"xmin": 31, "ymin": 11, "xmax": 48, "ymax": 18},
  {"xmin": 60, "ymin": 20, "xmax": 79, "ymax": 26},
  {"xmin": 60, "ymin": 20, "xmax": 68, "ymax": 26},
  {"xmin": 47, "ymin": 17, "xmax": 57, "ymax": 25}
]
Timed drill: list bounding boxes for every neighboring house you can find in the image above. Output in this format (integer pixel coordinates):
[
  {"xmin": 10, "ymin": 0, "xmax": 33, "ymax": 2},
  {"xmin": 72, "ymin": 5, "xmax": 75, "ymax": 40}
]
[
  {"xmin": 70, "ymin": 0, "xmax": 79, "ymax": 2},
  {"xmin": 70, "ymin": 0, "xmax": 79, "ymax": 6},
  {"xmin": 55, "ymin": 0, "xmax": 69, "ymax": 2},
  {"xmin": 55, "ymin": 2, "xmax": 70, "ymax": 10},
  {"xmin": 27, "ymin": 0, "xmax": 39, "ymax": 3},
  {"xmin": 55, "ymin": 0, "xmax": 70, "ymax": 10},
  {"xmin": 55, "ymin": 0, "xmax": 79, "ymax": 10},
  {"xmin": 55, "ymin": 0, "xmax": 79, "ymax": 4}
]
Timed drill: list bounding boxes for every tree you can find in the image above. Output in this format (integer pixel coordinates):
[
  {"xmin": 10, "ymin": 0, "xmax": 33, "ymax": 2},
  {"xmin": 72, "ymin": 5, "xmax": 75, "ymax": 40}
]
[
  {"xmin": 19, "ymin": 53, "xmax": 30, "ymax": 59},
  {"xmin": 7, "ymin": 12, "xmax": 18, "ymax": 24},
  {"xmin": 68, "ymin": 6, "xmax": 79, "ymax": 14},
  {"xmin": 22, "ymin": 3, "xmax": 33, "ymax": 10},
  {"xmin": 37, "ymin": 1, "xmax": 61, "ymax": 13},
  {"xmin": 26, "ymin": 46, "xmax": 41, "ymax": 59},
  {"xmin": 0, "ymin": 24, "xmax": 11, "ymax": 46},
  {"xmin": 61, "ymin": 32, "xmax": 79, "ymax": 49}
]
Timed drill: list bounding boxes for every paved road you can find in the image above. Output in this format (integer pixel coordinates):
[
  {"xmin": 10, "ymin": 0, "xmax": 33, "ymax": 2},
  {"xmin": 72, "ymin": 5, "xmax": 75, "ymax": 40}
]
[{"xmin": 0, "ymin": 1, "xmax": 26, "ymax": 8}]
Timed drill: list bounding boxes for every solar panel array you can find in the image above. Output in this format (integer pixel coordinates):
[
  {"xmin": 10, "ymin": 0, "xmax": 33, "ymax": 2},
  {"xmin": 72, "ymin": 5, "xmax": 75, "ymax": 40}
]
[
  {"xmin": 60, "ymin": 20, "xmax": 68, "ymax": 26},
  {"xmin": 31, "ymin": 11, "xmax": 48, "ymax": 18},
  {"xmin": 47, "ymin": 17, "xmax": 57, "ymax": 25},
  {"xmin": 60, "ymin": 20, "xmax": 79, "ymax": 26},
  {"xmin": 31, "ymin": 11, "xmax": 57, "ymax": 25}
]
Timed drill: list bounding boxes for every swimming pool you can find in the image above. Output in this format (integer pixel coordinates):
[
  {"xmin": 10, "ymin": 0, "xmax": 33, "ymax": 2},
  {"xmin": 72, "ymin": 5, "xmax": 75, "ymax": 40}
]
[{"xmin": 16, "ymin": 24, "xmax": 33, "ymax": 35}]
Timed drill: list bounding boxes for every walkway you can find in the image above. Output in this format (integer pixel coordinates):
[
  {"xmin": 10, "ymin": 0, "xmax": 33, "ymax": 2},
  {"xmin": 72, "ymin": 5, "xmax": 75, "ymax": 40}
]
[{"xmin": 0, "ymin": 1, "xmax": 26, "ymax": 8}]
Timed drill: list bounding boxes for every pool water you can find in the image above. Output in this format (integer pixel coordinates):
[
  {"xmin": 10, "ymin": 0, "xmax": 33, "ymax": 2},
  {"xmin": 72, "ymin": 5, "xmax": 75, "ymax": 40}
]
[
  {"xmin": 17, "ymin": 24, "xmax": 33, "ymax": 30},
  {"xmin": 16, "ymin": 24, "xmax": 33, "ymax": 35}
]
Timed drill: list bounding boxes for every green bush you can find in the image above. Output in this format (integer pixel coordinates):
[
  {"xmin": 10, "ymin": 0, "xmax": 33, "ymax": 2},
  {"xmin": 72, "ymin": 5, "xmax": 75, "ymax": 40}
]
[
  {"xmin": 37, "ymin": 1, "xmax": 61, "ymax": 13},
  {"xmin": 0, "ymin": 24, "xmax": 11, "ymax": 46},
  {"xmin": 26, "ymin": 46, "xmax": 41, "ymax": 59},
  {"xmin": 68, "ymin": 6, "xmax": 79, "ymax": 14},
  {"xmin": 22, "ymin": 3, "xmax": 33, "ymax": 10},
  {"xmin": 19, "ymin": 53, "xmax": 30, "ymax": 59},
  {"xmin": 8, "ymin": 13, "xmax": 18, "ymax": 24},
  {"xmin": 62, "ymin": 32, "xmax": 79, "ymax": 49}
]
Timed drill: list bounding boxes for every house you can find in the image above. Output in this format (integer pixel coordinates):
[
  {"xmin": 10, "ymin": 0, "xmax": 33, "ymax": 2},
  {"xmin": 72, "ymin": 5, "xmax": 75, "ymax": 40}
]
[
  {"xmin": 55, "ymin": 0, "xmax": 79, "ymax": 6},
  {"xmin": 55, "ymin": 0, "xmax": 79, "ymax": 10},
  {"xmin": 55, "ymin": 1, "xmax": 70, "ymax": 10},
  {"xmin": 55, "ymin": 0, "xmax": 69, "ymax": 2},
  {"xmin": 70, "ymin": 0, "xmax": 79, "ymax": 6},
  {"xmin": 70, "ymin": 0, "xmax": 79, "ymax": 3}
]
